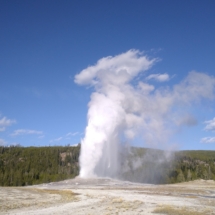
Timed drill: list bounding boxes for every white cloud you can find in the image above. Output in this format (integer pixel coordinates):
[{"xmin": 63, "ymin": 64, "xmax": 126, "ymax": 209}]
[
  {"xmin": 201, "ymin": 137, "xmax": 215, "ymax": 144},
  {"xmin": 0, "ymin": 116, "xmax": 16, "ymax": 132},
  {"xmin": 38, "ymin": 135, "xmax": 45, "ymax": 139},
  {"xmin": 138, "ymin": 82, "xmax": 154, "ymax": 94},
  {"xmin": 176, "ymin": 115, "xmax": 198, "ymax": 127},
  {"xmin": 146, "ymin": 73, "xmax": 170, "ymax": 82},
  {"xmin": 173, "ymin": 71, "xmax": 215, "ymax": 104},
  {"xmin": 0, "ymin": 138, "xmax": 7, "ymax": 146},
  {"xmin": 66, "ymin": 132, "xmax": 79, "ymax": 137},
  {"xmin": 50, "ymin": 132, "xmax": 81, "ymax": 143},
  {"xmin": 11, "ymin": 129, "xmax": 43, "ymax": 136},
  {"xmin": 204, "ymin": 117, "xmax": 215, "ymax": 132},
  {"xmin": 55, "ymin": 137, "xmax": 63, "ymax": 141},
  {"xmin": 50, "ymin": 137, "xmax": 63, "ymax": 142}
]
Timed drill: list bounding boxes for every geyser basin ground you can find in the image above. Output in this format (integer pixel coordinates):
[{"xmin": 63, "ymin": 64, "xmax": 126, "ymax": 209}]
[{"xmin": 1, "ymin": 178, "xmax": 215, "ymax": 215}]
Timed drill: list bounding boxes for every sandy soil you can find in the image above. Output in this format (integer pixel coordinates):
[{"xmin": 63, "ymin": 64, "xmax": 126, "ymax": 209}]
[{"xmin": 0, "ymin": 178, "xmax": 215, "ymax": 215}]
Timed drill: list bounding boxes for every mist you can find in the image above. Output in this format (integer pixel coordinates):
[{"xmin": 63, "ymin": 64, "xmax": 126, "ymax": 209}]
[{"xmin": 74, "ymin": 49, "xmax": 215, "ymax": 179}]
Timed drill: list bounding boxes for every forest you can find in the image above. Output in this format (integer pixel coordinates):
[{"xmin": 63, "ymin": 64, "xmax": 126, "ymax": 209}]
[
  {"xmin": 0, "ymin": 145, "xmax": 215, "ymax": 186},
  {"xmin": 0, "ymin": 145, "xmax": 80, "ymax": 186},
  {"xmin": 120, "ymin": 147, "xmax": 215, "ymax": 184}
]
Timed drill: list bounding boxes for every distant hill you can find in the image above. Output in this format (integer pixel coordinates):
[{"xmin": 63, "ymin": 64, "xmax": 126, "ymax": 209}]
[{"xmin": 0, "ymin": 145, "xmax": 214, "ymax": 186}]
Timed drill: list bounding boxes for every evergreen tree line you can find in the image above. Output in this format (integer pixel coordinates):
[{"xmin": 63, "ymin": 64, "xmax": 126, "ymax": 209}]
[
  {"xmin": 120, "ymin": 148, "xmax": 215, "ymax": 184},
  {"xmin": 0, "ymin": 146, "xmax": 214, "ymax": 186},
  {"xmin": 0, "ymin": 145, "xmax": 80, "ymax": 186},
  {"xmin": 171, "ymin": 150, "xmax": 215, "ymax": 183}
]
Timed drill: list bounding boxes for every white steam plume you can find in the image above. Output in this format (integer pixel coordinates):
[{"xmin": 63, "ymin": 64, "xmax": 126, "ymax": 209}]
[{"xmin": 75, "ymin": 49, "xmax": 215, "ymax": 178}]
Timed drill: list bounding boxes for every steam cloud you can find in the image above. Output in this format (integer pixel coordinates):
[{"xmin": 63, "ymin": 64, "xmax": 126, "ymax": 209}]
[{"xmin": 74, "ymin": 49, "xmax": 215, "ymax": 178}]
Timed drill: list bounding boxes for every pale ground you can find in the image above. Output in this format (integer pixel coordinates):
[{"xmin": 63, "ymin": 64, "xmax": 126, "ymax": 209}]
[{"xmin": 0, "ymin": 178, "xmax": 215, "ymax": 215}]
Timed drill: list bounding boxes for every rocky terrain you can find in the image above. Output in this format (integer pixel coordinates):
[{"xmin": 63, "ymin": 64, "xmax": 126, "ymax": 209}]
[{"xmin": 1, "ymin": 178, "xmax": 215, "ymax": 215}]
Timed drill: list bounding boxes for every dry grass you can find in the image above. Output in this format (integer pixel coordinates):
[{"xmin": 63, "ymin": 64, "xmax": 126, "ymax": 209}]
[
  {"xmin": 153, "ymin": 205, "xmax": 215, "ymax": 215},
  {"xmin": 36, "ymin": 188, "xmax": 78, "ymax": 201},
  {"xmin": 199, "ymin": 198, "xmax": 215, "ymax": 207},
  {"xmin": 104, "ymin": 197, "xmax": 143, "ymax": 213},
  {"xmin": 0, "ymin": 202, "xmax": 34, "ymax": 211}
]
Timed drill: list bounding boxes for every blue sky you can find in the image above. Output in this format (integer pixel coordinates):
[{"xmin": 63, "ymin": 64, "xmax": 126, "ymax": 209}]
[{"xmin": 0, "ymin": 0, "xmax": 215, "ymax": 150}]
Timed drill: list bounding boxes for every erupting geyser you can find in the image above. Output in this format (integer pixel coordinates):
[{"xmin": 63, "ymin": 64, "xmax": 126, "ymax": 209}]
[
  {"xmin": 74, "ymin": 49, "xmax": 215, "ymax": 179},
  {"xmin": 75, "ymin": 50, "xmax": 156, "ymax": 177}
]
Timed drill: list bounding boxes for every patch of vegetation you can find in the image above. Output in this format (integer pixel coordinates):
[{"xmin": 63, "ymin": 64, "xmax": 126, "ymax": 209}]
[
  {"xmin": 35, "ymin": 189, "xmax": 79, "ymax": 202},
  {"xmin": 153, "ymin": 205, "xmax": 214, "ymax": 215}
]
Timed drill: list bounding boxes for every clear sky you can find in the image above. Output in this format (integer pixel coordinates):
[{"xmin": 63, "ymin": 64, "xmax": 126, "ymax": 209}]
[{"xmin": 0, "ymin": 0, "xmax": 215, "ymax": 150}]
